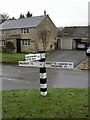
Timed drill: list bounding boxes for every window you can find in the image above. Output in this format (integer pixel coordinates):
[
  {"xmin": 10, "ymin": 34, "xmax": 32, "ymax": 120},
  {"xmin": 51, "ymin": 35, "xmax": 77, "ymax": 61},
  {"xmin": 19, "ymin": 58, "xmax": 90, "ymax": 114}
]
[
  {"xmin": 21, "ymin": 28, "xmax": 29, "ymax": 34},
  {"xmin": 0, "ymin": 30, "xmax": 4, "ymax": 35},
  {"xmin": 1, "ymin": 30, "xmax": 4, "ymax": 34},
  {"xmin": 21, "ymin": 40, "xmax": 31, "ymax": 46},
  {"xmin": 0, "ymin": 40, "xmax": 5, "ymax": 46}
]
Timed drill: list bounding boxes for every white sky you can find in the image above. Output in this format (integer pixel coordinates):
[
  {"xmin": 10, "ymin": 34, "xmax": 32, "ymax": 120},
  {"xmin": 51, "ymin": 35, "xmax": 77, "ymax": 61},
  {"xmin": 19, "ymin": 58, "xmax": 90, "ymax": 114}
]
[{"xmin": 0, "ymin": 0, "xmax": 89, "ymax": 27}]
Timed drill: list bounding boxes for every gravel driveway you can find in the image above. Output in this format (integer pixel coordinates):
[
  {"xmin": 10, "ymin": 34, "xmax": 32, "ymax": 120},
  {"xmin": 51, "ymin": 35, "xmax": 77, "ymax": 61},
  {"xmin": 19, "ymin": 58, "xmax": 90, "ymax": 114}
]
[{"xmin": 46, "ymin": 50, "xmax": 87, "ymax": 67}]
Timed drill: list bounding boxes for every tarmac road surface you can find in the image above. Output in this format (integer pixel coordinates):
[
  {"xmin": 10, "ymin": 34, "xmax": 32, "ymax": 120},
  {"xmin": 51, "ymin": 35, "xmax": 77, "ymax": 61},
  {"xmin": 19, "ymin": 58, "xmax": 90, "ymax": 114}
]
[
  {"xmin": 1, "ymin": 50, "xmax": 88, "ymax": 90},
  {"xmin": 1, "ymin": 64, "xmax": 88, "ymax": 90}
]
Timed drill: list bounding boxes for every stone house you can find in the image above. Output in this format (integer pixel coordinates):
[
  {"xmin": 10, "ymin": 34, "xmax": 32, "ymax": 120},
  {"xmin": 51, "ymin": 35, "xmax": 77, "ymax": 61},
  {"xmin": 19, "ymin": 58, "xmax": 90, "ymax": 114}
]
[
  {"xmin": 57, "ymin": 26, "xmax": 88, "ymax": 49},
  {"xmin": 0, "ymin": 12, "xmax": 57, "ymax": 53}
]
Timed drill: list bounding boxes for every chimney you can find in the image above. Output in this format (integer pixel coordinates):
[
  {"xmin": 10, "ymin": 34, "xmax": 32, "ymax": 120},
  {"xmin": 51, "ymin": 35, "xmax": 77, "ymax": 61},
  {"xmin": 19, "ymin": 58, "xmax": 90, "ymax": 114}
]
[{"xmin": 44, "ymin": 10, "xmax": 46, "ymax": 16}]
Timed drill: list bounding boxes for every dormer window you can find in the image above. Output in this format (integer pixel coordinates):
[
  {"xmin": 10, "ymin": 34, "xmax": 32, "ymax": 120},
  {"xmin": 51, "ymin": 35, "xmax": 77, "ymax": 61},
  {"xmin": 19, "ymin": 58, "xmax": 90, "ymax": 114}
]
[{"xmin": 21, "ymin": 28, "xmax": 29, "ymax": 34}]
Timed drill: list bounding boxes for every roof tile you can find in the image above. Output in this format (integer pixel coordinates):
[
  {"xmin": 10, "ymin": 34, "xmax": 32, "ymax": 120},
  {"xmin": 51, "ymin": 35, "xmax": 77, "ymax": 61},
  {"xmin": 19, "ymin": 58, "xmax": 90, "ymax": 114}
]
[{"xmin": 0, "ymin": 16, "xmax": 45, "ymax": 30}]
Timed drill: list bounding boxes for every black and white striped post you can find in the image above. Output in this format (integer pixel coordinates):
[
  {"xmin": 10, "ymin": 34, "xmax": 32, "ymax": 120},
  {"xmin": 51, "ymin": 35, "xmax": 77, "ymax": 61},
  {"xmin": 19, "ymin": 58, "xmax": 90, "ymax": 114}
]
[{"xmin": 39, "ymin": 51, "xmax": 47, "ymax": 96}]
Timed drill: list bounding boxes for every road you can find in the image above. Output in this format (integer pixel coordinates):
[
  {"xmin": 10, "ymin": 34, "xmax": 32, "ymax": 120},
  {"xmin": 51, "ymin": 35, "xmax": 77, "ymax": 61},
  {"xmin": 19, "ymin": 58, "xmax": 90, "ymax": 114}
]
[{"xmin": 1, "ymin": 64, "xmax": 88, "ymax": 90}]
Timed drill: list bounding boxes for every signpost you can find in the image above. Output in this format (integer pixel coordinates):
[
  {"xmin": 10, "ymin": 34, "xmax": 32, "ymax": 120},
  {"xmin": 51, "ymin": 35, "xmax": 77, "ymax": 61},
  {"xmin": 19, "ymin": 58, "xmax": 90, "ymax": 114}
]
[
  {"xmin": 25, "ymin": 53, "xmax": 41, "ymax": 61},
  {"xmin": 19, "ymin": 61, "xmax": 40, "ymax": 67},
  {"xmin": 39, "ymin": 51, "xmax": 47, "ymax": 96},
  {"xmin": 45, "ymin": 61, "xmax": 74, "ymax": 69},
  {"xmin": 19, "ymin": 61, "xmax": 74, "ymax": 69},
  {"xmin": 19, "ymin": 52, "xmax": 74, "ymax": 96}
]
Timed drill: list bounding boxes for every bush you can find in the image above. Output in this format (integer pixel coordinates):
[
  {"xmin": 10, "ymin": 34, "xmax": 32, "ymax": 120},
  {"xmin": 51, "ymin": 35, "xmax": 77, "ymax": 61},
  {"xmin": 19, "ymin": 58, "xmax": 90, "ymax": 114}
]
[{"xmin": 5, "ymin": 41, "xmax": 15, "ymax": 52}]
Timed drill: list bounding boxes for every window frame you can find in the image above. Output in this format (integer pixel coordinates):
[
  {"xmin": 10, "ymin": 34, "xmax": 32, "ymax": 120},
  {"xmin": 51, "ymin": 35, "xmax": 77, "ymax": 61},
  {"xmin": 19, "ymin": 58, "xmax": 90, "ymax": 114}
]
[
  {"xmin": 21, "ymin": 40, "xmax": 31, "ymax": 46},
  {"xmin": 0, "ymin": 30, "xmax": 4, "ymax": 35},
  {"xmin": 21, "ymin": 28, "xmax": 29, "ymax": 34},
  {"xmin": 0, "ymin": 40, "xmax": 5, "ymax": 46}
]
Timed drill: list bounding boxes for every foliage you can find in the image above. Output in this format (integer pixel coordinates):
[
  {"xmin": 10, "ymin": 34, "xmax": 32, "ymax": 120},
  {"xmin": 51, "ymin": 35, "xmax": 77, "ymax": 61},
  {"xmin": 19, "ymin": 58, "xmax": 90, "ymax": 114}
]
[
  {"xmin": 1, "ymin": 13, "xmax": 9, "ymax": 23},
  {"xmin": 2, "ymin": 88, "xmax": 88, "ymax": 118},
  {"xmin": 19, "ymin": 11, "xmax": 32, "ymax": 18},
  {"xmin": 57, "ymin": 27, "xmax": 64, "ymax": 37},
  {"xmin": 5, "ymin": 41, "xmax": 15, "ymax": 52},
  {"xmin": 37, "ymin": 29, "xmax": 50, "ymax": 51},
  {"xmin": 26, "ymin": 11, "xmax": 32, "ymax": 17},
  {"xmin": 2, "ymin": 13, "xmax": 9, "ymax": 20},
  {"xmin": 19, "ymin": 13, "xmax": 25, "ymax": 18}
]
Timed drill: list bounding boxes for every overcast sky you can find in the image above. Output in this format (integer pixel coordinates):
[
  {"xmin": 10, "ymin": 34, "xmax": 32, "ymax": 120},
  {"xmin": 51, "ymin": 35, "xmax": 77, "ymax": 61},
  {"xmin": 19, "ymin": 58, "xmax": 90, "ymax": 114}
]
[{"xmin": 0, "ymin": 0, "xmax": 89, "ymax": 27}]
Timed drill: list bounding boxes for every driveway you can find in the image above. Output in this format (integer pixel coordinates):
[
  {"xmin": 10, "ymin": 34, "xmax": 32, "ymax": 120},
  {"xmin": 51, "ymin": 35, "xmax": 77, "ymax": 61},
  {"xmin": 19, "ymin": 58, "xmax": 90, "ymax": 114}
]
[{"xmin": 46, "ymin": 50, "xmax": 87, "ymax": 67}]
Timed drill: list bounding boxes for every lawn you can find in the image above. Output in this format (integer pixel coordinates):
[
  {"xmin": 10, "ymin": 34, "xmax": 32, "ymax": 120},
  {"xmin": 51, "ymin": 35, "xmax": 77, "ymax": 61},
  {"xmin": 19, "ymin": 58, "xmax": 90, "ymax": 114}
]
[
  {"xmin": 0, "ymin": 52, "xmax": 50, "ymax": 64},
  {"xmin": 0, "ymin": 53, "xmax": 25, "ymax": 64},
  {"xmin": 2, "ymin": 88, "xmax": 88, "ymax": 118}
]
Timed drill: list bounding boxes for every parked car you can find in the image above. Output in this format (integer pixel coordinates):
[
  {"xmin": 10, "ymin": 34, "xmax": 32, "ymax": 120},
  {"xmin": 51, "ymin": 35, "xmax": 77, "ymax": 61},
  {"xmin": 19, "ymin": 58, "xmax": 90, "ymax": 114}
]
[
  {"xmin": 86, "ymin": 46, "xmax": 90, "ymax": 56},
  {"xmin": 76, "ymin": 43, "xmax": 87, "ymax": 50}
]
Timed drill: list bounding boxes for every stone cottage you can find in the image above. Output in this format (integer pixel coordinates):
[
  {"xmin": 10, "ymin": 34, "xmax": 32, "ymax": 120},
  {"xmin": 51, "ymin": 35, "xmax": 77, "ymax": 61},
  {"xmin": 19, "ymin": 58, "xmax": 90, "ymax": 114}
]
[{"xmin": 0, "ymin": 12, "xmax": 57, "ymax": 53}]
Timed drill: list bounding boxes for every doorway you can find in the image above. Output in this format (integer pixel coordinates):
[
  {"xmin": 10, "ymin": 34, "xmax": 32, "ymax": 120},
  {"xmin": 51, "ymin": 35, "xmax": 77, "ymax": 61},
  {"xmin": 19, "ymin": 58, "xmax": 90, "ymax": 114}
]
[{"xmin": 16, "ymin": 39, "xmax": 21, "ymax": 53}]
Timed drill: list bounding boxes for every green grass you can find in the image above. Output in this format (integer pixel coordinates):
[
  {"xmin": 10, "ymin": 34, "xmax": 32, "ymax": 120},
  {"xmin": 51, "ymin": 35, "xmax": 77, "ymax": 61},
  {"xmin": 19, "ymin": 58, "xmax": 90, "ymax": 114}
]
[
  {"xmin": 2, "ymin": 88, "xmax": 88, "ymax": 118},
  {"xmin": 0, "ymin": 52, "xmax": 50, "ymax": 64},
  {"xmin": 0, "ymin": 53, "xmax": 26, "ymax": 64}
]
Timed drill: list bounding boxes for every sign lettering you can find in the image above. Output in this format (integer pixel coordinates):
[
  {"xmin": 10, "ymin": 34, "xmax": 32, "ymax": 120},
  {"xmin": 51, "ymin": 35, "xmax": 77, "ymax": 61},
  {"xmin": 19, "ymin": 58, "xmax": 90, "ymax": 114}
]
[{"xmin": 25, "ymin": 53, "xmax": 41, "ymax": 61}]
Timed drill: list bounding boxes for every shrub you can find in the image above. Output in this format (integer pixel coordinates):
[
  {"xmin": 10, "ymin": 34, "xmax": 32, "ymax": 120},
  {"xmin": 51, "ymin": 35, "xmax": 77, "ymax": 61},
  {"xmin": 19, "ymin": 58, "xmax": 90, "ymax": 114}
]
[{"xmin": 5, "ymin": 41, "xmax": 15, "ymax": 52}]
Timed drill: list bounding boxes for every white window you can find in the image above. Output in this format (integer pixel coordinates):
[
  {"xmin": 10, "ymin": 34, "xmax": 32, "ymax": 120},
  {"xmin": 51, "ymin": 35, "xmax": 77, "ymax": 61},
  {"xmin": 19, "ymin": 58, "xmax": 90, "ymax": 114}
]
[
  {"xmin": 1, "ymin": 30, "xmax": 4, "ymax": 34},
  {"xmin": 0, "ymin": 30, "xmax": 4, "ymax": 35},
  {"xmin": 21, "ymin": 40, "xmax": 31, "ymax": 46},
  {"xmin": 0, "ymin": 40, "xmax": 5, "ymax": 46},
  {"xmin": 21, "ymin": 28, "xmax": 29, "ymax": 34}
]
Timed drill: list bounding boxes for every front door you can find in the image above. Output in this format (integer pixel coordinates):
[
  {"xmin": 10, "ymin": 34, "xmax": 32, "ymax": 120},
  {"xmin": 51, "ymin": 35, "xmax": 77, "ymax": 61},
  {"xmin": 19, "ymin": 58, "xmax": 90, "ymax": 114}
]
[{"xmin": 16, "ymin": 39, "xmax": 21, "ymax": 53}]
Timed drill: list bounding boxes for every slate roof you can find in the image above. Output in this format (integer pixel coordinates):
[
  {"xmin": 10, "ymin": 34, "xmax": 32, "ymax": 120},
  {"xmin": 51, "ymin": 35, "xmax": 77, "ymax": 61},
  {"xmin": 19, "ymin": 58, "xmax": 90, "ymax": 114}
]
[
  {"xmin": 0, "ymin": 16, "xmax": 45, "ymax": 30},
  {"xmin": 61, "ymin": 26, "xmax": 88, "ymax": 38}
]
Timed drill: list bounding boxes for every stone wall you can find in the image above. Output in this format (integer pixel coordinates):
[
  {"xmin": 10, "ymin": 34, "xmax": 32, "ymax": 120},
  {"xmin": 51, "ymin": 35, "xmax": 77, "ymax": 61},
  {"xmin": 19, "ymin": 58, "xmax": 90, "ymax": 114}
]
[{"xmin": 36, "ymin": 16, "xmax": 57, "ymax": 51}]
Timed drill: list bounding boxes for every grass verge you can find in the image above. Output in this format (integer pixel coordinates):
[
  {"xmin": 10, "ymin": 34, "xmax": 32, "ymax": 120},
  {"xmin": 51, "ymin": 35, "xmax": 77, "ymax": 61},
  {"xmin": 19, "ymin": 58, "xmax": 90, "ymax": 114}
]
[
  {"xmin": 0, "ymin": 53, "xmax": 25, "ymax": 64},
  {"xmin": 0, "ymin": 52, "xmax": 50, "ymax": 64},
  {"xmin": 2, "ymin": 88, "xmax": 88, "ymax": 118}
]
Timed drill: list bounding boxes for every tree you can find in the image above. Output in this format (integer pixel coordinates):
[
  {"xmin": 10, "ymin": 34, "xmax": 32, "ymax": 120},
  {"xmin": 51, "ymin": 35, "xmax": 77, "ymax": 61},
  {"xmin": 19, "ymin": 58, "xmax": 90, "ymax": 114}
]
[
  {"xmin": 1, "ymin": 13, "xmax": 9, "ymax": 23},
  {"xmin": 57, "ymin": 27, "xmax": 64, "ymax": 37},
  {"xmin": 26, "ymin": 11, "xmax": 32, "ymax": 17},
  {"xmin": 2, "ymin": 13, "xmax": 9, "ymax": 20},
  {"xmin": 19, "ymin": 13, "xmax": 25, "ymax": 18},
  {"xmin": 37, "ymin": 29, "xmax": 50, "ymax": 51}
]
